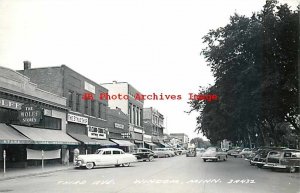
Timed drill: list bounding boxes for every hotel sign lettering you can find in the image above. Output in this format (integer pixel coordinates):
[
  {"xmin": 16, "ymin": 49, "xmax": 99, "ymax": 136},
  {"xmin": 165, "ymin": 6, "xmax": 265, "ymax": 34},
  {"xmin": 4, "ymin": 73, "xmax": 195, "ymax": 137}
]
[
  {"xmin": 67, "ymin": 114, "xmax": 88, "ymax": 125},
  {"xmin": 0, "ymin": 98, "xmax": 22, "ymax": 110},
  {"xmin": 18, "ymin": 104, "xmax": 42, "ymax": 125}
]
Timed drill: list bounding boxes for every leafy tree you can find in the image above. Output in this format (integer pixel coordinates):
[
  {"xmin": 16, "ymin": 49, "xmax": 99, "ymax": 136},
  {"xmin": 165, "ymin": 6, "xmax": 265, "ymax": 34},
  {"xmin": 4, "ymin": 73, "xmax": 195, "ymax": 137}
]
[{"xmin": 189, "ymin": 0, "xmax": 299, "ymax": 148}]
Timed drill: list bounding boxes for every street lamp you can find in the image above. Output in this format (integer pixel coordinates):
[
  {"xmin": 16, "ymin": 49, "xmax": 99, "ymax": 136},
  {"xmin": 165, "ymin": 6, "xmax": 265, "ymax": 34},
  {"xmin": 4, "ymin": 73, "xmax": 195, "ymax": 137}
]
[{"xmin": 255, "ymin": 133, "xmax": 258, "ymax": 148}]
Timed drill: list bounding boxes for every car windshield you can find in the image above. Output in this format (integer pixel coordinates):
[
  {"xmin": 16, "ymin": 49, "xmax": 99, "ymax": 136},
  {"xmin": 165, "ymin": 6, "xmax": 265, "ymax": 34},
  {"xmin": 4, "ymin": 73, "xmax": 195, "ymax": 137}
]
[
  {"xmin": 95, "ymin": 149, "xmax": 104, "ymax": 154},
  {"xmin": 268, "ymin": 152, "xmax": 281, "ymax": 158},
  {"xmin": 206, "ymin": 147, "xmax": 216, "ymax": 153}
]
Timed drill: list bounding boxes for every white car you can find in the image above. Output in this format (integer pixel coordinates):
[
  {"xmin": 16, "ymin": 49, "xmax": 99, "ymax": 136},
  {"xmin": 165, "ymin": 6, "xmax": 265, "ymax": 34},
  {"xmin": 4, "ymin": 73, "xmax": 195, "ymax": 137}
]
[
  {"xmin": 201, "ymin": 147, "xmax": 228, "ymax": 162},
  {"xmin": 153, "ymin": 148, "xmax": 175, "ymax": 158},
  {"xmin": 74, "ymin": 148, "xmax": 137, "ymax": 169}
]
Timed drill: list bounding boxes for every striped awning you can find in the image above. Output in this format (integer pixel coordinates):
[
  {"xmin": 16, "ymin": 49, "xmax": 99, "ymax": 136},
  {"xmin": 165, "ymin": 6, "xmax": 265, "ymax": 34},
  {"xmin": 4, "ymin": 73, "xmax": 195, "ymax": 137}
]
[{"xmin": 0, "ymin": 124, "xmax": 31, "ymax": 144}]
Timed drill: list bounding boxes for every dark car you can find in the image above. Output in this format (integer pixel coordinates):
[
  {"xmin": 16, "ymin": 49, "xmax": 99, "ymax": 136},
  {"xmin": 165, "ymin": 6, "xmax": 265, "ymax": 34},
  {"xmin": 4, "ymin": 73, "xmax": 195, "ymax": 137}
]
[
  {"xmin": 264, "ymin": 149, "xmax": 300, "ymax": 173},
  {"xmin": 250, "ymin": 147, "xmax": 287, "ymax": 168},
  {"xmin": 133, "ymin": 148, "xmax": 155, "ymax": 162}
]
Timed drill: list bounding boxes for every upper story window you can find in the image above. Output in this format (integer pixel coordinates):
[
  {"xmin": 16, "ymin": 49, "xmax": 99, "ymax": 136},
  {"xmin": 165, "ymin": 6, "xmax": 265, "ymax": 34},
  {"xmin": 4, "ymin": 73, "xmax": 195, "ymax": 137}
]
[
  {"xmin": 84, "ymin": 100, "xmax": 89, "ymax": 115},
  {"xmin": 68, "ymin": 91, "xmax": 73, "ymax": 110},
  {"xmin": 75, "ymin": 93, "xmax": 81, "ymax": 112},
  {"xmin": 91, "ymin": 100, "xmax": 95, "ymax": 117}
]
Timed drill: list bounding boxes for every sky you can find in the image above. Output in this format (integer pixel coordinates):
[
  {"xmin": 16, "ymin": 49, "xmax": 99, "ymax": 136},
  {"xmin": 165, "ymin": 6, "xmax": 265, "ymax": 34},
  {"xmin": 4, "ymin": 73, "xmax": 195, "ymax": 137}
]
[{"xmin": 0, "ymin": 0, "xmax": 298, "ymax": 140}]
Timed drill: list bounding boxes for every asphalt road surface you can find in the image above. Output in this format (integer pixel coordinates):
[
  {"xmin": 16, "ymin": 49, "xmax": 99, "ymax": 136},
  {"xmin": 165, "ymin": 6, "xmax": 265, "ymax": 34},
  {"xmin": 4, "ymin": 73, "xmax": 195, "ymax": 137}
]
[{"xmin": 0, "ymin": 155, "xmax": 299, "ymax": 193}]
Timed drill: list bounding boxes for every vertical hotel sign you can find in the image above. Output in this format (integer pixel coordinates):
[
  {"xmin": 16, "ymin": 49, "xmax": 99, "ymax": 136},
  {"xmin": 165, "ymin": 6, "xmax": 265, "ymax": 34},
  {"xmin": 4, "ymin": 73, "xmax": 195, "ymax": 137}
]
[{"xmin": 18, "ymin": 104, "xmax": 42, "ymax": 126}]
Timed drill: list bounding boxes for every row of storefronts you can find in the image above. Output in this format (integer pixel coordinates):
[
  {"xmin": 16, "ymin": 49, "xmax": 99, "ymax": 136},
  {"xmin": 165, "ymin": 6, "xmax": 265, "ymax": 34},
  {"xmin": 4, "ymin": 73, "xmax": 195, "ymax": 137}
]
[{"xmin": 0, "ymin": 64, "xmax": 169, "ymax": 169}]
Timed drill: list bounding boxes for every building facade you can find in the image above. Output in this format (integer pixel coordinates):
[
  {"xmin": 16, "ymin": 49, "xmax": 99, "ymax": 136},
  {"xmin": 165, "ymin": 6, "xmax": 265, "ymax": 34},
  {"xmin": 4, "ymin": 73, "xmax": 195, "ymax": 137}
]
[
  {"xmin": 143, "ymin": 107, "xmax": 165, "ymax": 148},
  {"xmin": 0, "ymin": 66, "xmax": 78, "ymax": 168},
  {"xmin": 101, "ymin": 81, "xmax": 144, "ymax": 148},
  {"xmin": 169, "ymin": 133, "xmax": 189, "ymax": 148},
  {"xmin": 18, "ymin": 63, "xmax": 116, "ymax": 156}
]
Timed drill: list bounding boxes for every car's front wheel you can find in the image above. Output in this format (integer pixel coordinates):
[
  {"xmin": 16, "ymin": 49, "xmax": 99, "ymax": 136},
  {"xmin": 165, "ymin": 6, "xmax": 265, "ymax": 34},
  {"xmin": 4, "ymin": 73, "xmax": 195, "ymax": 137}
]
[
  {"xmin": 148, "ymin": 156, "xmax": 154, "ymax": 162},
  {"xmin": 122, "ymin": 163, "xmax": 130, "ymax": 167},
  {"xmin": 203, "ymin": 159, "xmax": 207, "ymax": 162},
  {"xmin": 86, "ymin": 162, "xmax": 94, "ymax": 169}
]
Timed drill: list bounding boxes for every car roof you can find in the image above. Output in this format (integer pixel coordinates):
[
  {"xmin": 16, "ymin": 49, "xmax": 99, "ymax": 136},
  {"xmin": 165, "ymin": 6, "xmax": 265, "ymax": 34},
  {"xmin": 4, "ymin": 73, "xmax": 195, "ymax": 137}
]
[{"xmin": 97, "ymin": 148, "xmax": 123, "ymax": 151}]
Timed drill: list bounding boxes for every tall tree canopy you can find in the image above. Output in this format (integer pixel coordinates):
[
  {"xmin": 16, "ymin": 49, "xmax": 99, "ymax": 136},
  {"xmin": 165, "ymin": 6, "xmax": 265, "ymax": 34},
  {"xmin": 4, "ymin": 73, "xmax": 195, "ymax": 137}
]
[{"xmin": 189, "ymin": 0, "xmax": 299, "ymax": 147}]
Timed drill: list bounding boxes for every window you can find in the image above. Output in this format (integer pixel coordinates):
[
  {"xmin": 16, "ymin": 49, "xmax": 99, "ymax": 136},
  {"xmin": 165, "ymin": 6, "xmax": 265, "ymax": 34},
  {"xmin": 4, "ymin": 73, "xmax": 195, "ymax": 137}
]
[
  {"xmin": 103, "ymin": 151, "xmax": 111, "ymax": 155},
  {"xmin": 113, "ymin": 150, "xmax": 121, "ymax": 155},
  {"xmin": 129, "ymin": 103, "xmax": 132, "ymax": 124},
  {"xmin": 91, "ymin": 100, "xmax": 95, "ymax": 116},
  {"xmin": 84, "ymin": 100, "xmax": 89, "ymax": 114},
  {"xmin": 68, "ymin": 91, "xmax": 73, "ymax": 110},
  {"xmin": 98, "ymin": 102, "xmax": 101, "ymax": 118},
  {"xmin": 75, "ymin": 93, "xmax": 81, "ymax": 112}
]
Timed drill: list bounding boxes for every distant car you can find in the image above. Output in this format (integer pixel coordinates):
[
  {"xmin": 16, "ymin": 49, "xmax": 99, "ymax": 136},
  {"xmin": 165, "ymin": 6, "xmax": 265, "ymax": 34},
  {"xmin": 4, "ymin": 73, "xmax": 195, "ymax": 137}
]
[
  {"xmin": 186, "ymin": 148, "xmax": 197, "ymax": 157},
  {"xmin": 153, "ymin": 148, "xmax": 175, "ymax": 158},
  {"xmin": 74, "ymin": 148, "xmax": 137, "ymax": 169},
  {"xmin": 201, "ymin": 147, "xmax": 228, "ymax": 162},
  {"xmin": 238, "ymin": 148, "xmax": 252, "ymax": 158},
  {"xmin": 264, "ymin": 149, "xmax": 300, "ymax": 173},
  {"xmin": 227, "ymin": 147, "xmax": 242, "ymax": 156},
  {"xmin": 133, "ymin": 148, "xmax": 155, "ymax": 162},
  {"xmin": 196, "ymin": 148, "xmax": 206, "ymax": 156}
]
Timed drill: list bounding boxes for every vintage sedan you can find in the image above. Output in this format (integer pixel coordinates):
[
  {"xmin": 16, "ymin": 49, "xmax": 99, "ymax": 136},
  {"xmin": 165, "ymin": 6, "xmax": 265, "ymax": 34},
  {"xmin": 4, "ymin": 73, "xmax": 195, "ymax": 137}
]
[
  {"xmin": 133, "ymin": 148, "xmax": 155, "ymax": 162},
  {"xmin": 74, "ymin": 148, "xmax": 137, "ymax": 169},
  {"xmin": 201, "ymin": 147, "xmax": 228, "ymax": 162},
  {"xmin": 264, "ymin": 149, "xmax": 300, "ymax": 173},
  {"xmin": 153, "ymin": 148, "xmax": 175, "ymax": 158}
]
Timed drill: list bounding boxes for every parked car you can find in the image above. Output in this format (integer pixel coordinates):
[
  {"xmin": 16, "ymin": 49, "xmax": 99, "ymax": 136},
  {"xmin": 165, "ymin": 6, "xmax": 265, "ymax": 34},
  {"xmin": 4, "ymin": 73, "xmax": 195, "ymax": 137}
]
[
  {"xmin": 238, "ymin": 148, "xmax": 252, "ymax": 158},
  {"xmin": 153, "ymin": 148, "xmax": 175, "ymax": 158},
  {"xmin": 133, "ymin": 148, "xmax": 155, "ymax": 162},
  {"xmin": 176, "ymin": 148, "xmax": 187, "ymax": 155},
  {"xmin": 74, "ymin": 148, "xmax": 137, "ymax": 169},
  {"xmin": 186, "ymin": 147, "xmax": 197, "ymax": 157},
  {"xmin": 201, "ymin": 147, "xmax": 228, "ymax": 162},
  {"xmin": 250, "ymin": 147, "xmax": 287, "ymax": 168},
  {"xmin": 264, "ymin": 149, "xmax": 300, "ymax": 173},
  {"xmin": 227, "ymin": 147, "xmax": 242, "ymax": 157},
  {"xmin": 196, "ymin": 148, "xmax": 206, "ymax": 156}
]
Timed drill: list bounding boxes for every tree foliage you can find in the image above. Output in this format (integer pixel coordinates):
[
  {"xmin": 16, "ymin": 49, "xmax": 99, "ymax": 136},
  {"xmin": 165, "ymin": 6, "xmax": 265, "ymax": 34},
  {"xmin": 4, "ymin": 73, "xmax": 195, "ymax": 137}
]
[{"xmin": 189, "ymin": 0, "xmax": 299, "ymax": 147}]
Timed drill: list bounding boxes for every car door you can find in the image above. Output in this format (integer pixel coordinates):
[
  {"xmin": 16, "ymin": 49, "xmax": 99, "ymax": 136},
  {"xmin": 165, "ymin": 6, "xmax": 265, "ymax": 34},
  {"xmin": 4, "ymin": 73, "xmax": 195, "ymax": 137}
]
[
  {"xmin": 98, "ymin": 150, "xmax": 113, "ymax": 166},
  {"xmin": 112, "ymin": 150, "xmax": 123, "ymax": 165}
]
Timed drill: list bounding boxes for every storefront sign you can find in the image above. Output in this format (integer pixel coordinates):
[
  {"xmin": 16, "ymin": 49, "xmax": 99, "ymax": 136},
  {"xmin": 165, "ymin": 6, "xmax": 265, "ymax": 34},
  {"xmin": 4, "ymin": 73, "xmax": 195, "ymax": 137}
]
[
  {"xmin": 0, "ymin": 98, "xmax": 22, "ymax": 110},
  {"xmin": 18, "ymin": 104, "xmax": 42, "ymax": 125},
  {"xmin": 114, "ymin": 123, "xmax": 124, "ymax": 129},
  {"xmin": 143, "ymin": 134, "xmax": 152, "ymax": 142},
  {"xmin": 84, "ymin": 81, "xmax": 95, "ymax": 94},
  {"xmin": 67, "ymin": 114, "xmax": 88, "ymax": 125},
  {"xmin": 87, "ymin": 125, "xmax": 107, "ymax": 139},
  {"xmin": 133, "ymin": 128, "xmax": 143, "ymax": 133}
]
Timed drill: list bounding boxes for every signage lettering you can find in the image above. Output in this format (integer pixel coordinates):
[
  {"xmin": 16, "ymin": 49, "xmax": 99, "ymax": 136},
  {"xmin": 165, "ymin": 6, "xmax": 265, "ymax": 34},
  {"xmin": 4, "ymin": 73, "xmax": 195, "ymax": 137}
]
[
  {"xmin": 0, "ymin": 98, "xmax": 23, "ymax": 110},
  {"xmin": 68, "ymin": 114, "xmax": 88, "ymax": 125},
  {"xmin": 18, "ymin": 104, "xmax": 42, "ymax": 125}
]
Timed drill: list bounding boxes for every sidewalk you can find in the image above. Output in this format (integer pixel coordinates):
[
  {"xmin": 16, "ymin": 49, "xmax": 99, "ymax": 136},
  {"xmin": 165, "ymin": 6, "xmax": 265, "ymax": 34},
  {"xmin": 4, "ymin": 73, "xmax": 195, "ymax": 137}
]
[{"xmin": 0, "ymin": 164, "xmax": 74, "ymax": 181}]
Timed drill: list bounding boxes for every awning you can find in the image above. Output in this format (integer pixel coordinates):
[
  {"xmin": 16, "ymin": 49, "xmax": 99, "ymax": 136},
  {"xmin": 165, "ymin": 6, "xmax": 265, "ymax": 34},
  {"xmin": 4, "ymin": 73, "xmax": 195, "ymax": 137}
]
[
  {"xmin": 110, "ymin": 139, "xmax": 135, "ymax": 146},
  {"xmin": 11, "ymin": 125, "xmax": 78, "ymax": 145},
  {"xmin": 0, "ymin": 124, "xmax": 32, "ymax": 144},
  {"xmin": 68, "ymin": 132, "xmax": 105, "ymax": 145},
  {"xmin": 145, "ymin": 142, "xmax": 157, "ymax": 146},
  {"xmin": 134, "ymin": 140, "xmax": 143, "ymax": 144}
]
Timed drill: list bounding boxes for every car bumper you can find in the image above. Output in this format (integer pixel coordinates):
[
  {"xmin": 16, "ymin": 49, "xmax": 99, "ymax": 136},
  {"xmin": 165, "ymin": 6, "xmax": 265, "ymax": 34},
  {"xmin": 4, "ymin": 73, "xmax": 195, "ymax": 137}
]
[
  {"xmin": 74, "ymin": 160, "xmax": 85, "ymax": 167},
  {"xmin": 201, "ymin": 156, "xmax": 217, "ymax": 159}
]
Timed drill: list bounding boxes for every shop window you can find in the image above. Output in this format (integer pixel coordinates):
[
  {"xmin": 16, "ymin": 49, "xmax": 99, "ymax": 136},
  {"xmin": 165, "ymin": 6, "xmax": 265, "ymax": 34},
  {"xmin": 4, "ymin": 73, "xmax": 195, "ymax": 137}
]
[{"xmin": 39, "ymin": 116, "xmax": 61, "ymax": 130}]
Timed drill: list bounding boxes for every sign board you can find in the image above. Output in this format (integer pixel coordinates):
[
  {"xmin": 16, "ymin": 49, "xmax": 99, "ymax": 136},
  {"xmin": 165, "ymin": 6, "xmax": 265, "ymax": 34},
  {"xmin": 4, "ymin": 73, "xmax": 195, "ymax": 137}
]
[
  {"xmin": 114, "ymin": 123, "xmax": 124, "ymax": 129},
  {"xmin": 87, "ymin": 125, "xmax": 107, "ymax": 139},
  {"xmin": 18, "ymin": 104, "xmax": 42, "ymax": 125},
  {"xmin": 0, "ymin": 98, "xmax": 22, "ymax": 110},
  {"xmin": 67, "ymin": 114, "xmax": 88, "ymax": 125},
  {"xmin": 84, "ymin": 81, "xmax": 95, "ymax": 94}
]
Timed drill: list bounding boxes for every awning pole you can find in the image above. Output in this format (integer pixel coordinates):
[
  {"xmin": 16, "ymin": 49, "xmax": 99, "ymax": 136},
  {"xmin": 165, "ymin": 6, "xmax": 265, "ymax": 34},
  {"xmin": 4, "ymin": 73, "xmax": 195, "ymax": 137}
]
[
  {"xmin": 3, "ymin": 150, "xmax": 6, "ymax": 176},
  {"xmin": 41, "ymin": 150, "xmax": 44, "ymax": 170}
]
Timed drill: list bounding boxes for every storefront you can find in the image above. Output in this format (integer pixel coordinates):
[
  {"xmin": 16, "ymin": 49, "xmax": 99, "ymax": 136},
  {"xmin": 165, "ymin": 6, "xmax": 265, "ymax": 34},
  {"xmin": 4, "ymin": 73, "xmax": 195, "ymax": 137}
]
[
  {"xmin": 67, "ymin": 113, "xmax": 116, "ymax": 155},
  {"xmin": 0, "ymin": 66, "xmax": 78, "ymax": 168}
]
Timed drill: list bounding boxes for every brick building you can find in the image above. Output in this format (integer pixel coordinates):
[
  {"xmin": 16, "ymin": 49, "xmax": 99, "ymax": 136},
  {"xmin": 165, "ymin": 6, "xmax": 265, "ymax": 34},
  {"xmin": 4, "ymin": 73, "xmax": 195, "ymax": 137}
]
[{"xmin": 18, "ymin": 63, "xmax": 116, "ymax": 156}]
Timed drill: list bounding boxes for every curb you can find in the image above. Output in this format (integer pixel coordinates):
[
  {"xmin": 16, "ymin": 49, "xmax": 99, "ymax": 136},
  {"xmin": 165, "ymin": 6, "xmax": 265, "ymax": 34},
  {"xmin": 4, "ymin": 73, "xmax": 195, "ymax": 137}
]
[{"xmin": 0, "ymin": 167, "xmax": 73, "ymax": 181}]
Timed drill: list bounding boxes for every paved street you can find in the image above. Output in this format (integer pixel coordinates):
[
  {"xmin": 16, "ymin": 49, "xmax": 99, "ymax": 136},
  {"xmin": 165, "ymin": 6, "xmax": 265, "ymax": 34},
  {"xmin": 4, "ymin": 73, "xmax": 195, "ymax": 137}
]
[{"xmin": 0, "ymin": 155, "xmax": 299, "ymax": 193}]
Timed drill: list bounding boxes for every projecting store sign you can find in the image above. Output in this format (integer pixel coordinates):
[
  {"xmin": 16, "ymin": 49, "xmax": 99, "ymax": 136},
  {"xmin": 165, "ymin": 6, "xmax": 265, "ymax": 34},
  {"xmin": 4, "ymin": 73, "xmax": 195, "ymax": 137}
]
[
  {"xmin": 18, "ymin": 104, "xmax": 42, "ymax": 125},
  {"xmin": 67, "ymin": 114, "xmax": 88, "ymax": 125}
]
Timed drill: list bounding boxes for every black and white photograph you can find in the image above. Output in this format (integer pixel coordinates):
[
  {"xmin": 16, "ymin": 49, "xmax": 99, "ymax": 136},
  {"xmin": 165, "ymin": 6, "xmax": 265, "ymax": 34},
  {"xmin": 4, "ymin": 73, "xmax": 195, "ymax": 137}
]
[{"xmin": 0, "ymin": 0, "xmax": 299, "ymax": 192}]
